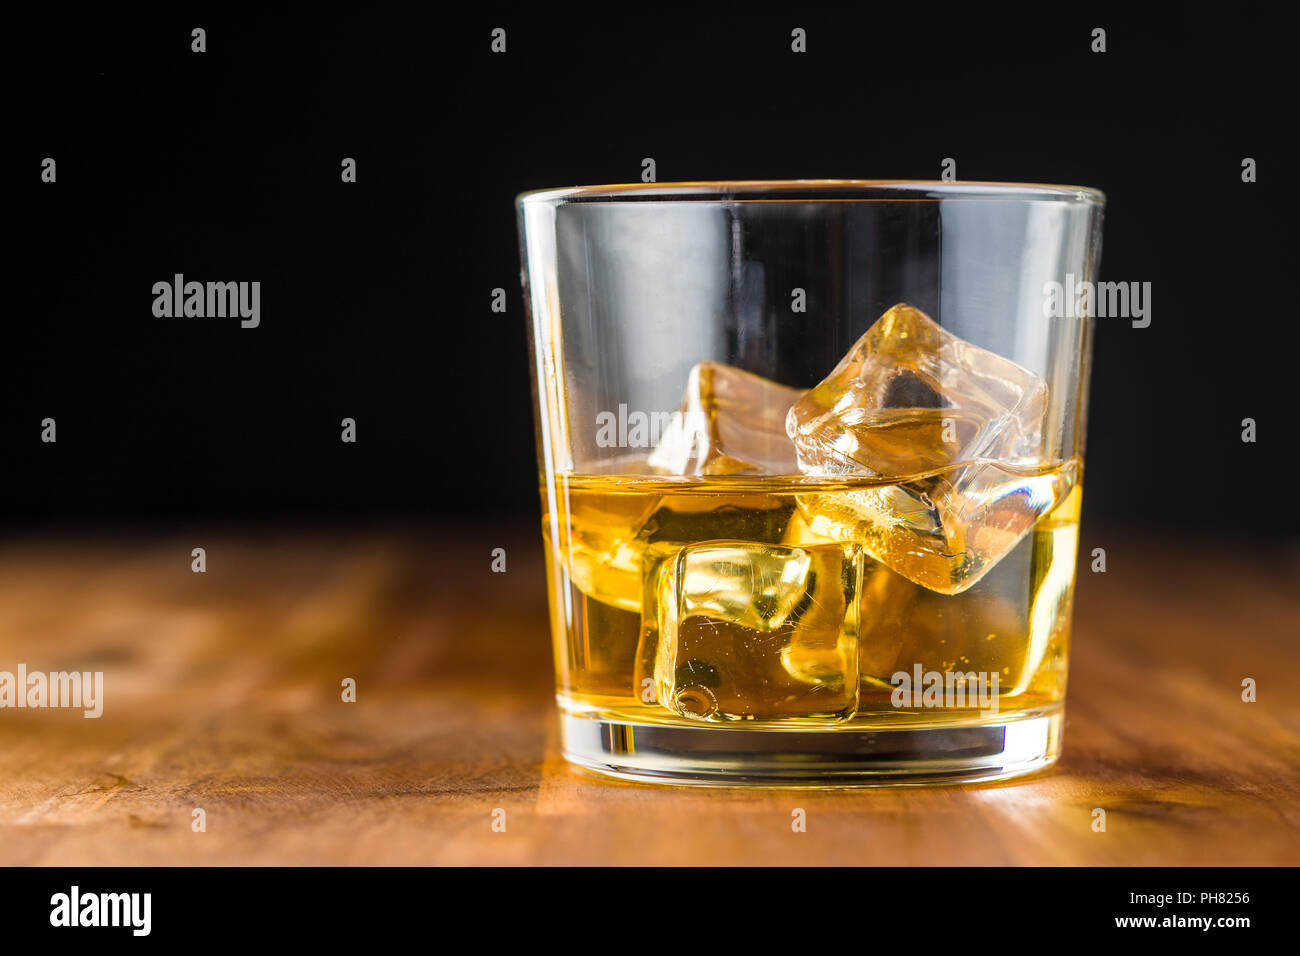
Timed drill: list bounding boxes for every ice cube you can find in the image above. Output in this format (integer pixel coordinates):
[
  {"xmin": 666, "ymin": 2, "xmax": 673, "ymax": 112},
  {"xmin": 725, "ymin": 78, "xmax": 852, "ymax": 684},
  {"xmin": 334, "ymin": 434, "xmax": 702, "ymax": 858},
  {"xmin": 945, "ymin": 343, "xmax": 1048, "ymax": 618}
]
[
  {"xmin": 631, "ymin": 498, "xmax": 797, "ymax": 697},
  {"xmin": 786, "ymin": 304, "xmax": 1048, "ymax": 475},
  {"xmin": 558, "ymin": 493, "xmax": 659, "ymax": 612},
  {"xmin": 648, "ymin": 362, "xmax": 802, "ymax": 476},
  {"xmin": 565, "ymin": 362, "xmax": 799, "ymax": 611},
  {"xmin": 786, "ymin": 304, "xmax": 1070, "ymax": 593},
  {"xmin": 856, "ymin": 493, "xmax": 1078, "ymax": 703},
  {"xmin": 652, "ymin": 541, "xmax": 861, "ymax": 721},
  {"xmin": 795, "ymin": 460, "xmax": 1078, "ymax": 594},
  {"xmin": 567, "ymin": 491, "xmax": 797, "ymax": 615}
]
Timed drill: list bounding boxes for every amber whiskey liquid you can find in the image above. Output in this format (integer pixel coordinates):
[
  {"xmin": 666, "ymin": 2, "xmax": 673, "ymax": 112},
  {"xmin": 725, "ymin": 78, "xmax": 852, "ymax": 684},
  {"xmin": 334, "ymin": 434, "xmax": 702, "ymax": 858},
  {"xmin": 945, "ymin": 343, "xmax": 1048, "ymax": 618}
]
[{"xmin": 541, "ymin": 463, "xmax": 1080, "ymax": 733}]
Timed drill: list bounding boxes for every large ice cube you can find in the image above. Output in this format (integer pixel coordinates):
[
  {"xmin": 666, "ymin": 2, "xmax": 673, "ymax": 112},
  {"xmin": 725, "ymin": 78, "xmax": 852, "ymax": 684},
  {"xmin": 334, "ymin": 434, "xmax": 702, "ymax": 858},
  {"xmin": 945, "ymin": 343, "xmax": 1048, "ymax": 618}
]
[
  {"xmin": 786, "ymin": 304, "xmax": 1047, "ymax": 475},
  {"xmin": 567, "ymin": 362, "xmax": 799, "ymax": 611},
  {"xmin": 794, "ymin": 460, "xmax": 1078, "ymax": 594},
  {"xmin": 649, "ymin": 362, "xmax": 802, "ymax": 476},
  {"xmin": 631, "ymin": 497, "xmax": 797, "ymax": 695},
  {"xmin": 786, "ymin": 304, "xmax": 1072, "ymax": 594},
  {"xmin": 559, "ymin": 492, "xmax": 660, "ymax": 612},
  {"xmin": 565, "ymin": 492, "xmax": 796, "ymax": 614},
  {"xmin": 857, "ymin": 489, "xmax": 1079, "ymax": 702},
  {"xmin": 652, "ymin": 541, "xmax": 861, "ymax": 721}
]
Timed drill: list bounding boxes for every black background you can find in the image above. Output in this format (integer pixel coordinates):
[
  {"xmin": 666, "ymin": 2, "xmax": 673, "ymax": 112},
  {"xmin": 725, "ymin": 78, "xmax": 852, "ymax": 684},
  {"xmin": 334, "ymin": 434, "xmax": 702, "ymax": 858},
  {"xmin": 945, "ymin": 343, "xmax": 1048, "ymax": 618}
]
[{"xmin": 11, "ymin": 4, "xmax": 1294, "ymax": 536}]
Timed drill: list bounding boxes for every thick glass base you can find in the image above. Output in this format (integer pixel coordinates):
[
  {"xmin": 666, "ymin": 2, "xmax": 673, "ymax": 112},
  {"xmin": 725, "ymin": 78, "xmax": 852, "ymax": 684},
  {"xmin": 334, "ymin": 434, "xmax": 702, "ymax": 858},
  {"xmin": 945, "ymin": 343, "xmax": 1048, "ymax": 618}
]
[{"xmin": 560, "ymin": 709, "xmax": 1063, "ymax": 787}]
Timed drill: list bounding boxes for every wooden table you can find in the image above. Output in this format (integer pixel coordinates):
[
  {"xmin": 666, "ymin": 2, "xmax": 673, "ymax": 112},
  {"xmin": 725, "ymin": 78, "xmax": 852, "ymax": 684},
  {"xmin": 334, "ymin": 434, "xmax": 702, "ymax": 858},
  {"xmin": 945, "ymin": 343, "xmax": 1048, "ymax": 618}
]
[{"xmin": 1, "ymin": 524, "xmax": 1297, "ymax": 865}]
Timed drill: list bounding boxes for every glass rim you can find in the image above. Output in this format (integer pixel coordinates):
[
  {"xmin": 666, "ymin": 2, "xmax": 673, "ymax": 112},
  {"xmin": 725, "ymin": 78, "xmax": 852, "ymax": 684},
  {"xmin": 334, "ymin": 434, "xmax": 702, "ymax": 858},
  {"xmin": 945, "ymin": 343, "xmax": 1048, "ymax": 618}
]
[{"xmin": 516, "ymin": 179, "xmax": 1105, "ymax": 206}]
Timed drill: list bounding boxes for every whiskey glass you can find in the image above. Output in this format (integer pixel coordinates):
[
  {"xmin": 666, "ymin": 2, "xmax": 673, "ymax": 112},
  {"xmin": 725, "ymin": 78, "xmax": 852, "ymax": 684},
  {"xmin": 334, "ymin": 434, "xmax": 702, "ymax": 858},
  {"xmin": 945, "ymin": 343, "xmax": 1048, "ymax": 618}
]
[{"xmin": 518, "ymin": 181, "xmax": 1104, "ymax": 785}]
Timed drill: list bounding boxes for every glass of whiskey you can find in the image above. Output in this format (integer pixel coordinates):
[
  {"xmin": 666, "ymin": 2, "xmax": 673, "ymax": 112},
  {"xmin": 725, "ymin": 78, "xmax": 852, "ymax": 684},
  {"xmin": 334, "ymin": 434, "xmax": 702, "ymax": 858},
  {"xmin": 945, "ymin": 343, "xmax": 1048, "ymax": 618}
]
[{"xmin": 517, "ymin": 181, "xmax": 1104, "ymax": 785}]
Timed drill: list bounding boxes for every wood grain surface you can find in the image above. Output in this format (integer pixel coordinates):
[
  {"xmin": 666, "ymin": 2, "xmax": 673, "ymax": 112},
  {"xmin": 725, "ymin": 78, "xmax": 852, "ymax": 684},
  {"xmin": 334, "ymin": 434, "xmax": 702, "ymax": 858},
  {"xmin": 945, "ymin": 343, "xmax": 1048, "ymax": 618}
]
[{"xmin": 1, "ymin": 524, "xmax": 1297, "ymax": 866}]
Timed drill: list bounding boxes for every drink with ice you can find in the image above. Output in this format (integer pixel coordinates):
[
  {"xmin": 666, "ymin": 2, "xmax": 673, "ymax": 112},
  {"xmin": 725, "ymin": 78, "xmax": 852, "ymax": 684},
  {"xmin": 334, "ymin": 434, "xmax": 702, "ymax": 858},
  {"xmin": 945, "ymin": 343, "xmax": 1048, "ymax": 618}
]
[{"xmin": 520, "ymin": 180, "xmax": 1103, "ymax": 784}]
